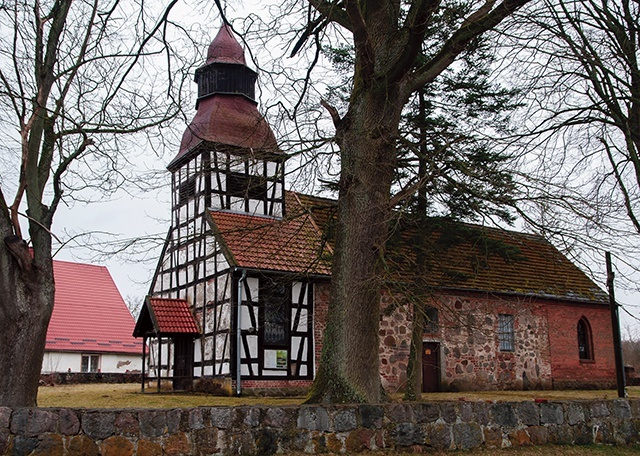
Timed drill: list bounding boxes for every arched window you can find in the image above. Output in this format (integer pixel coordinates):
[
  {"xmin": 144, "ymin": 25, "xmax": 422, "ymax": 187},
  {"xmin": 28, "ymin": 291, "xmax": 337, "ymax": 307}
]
[{"xmin": 577, "ymin": 317, "xmax": 593, "ymax": 361}]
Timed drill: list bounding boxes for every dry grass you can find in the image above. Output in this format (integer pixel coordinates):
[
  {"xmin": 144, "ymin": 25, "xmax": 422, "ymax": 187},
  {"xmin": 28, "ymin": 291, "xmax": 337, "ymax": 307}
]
[{"xmin": 37, "ymin": 383, "xmax": 640, "ymax": 409}]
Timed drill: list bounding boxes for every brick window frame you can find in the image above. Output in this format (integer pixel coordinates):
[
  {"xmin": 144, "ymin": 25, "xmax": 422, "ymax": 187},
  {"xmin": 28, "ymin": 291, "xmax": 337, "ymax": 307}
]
[{"xmin": 578, "ymin": 317, "xmax": 594, "ymax": 362}]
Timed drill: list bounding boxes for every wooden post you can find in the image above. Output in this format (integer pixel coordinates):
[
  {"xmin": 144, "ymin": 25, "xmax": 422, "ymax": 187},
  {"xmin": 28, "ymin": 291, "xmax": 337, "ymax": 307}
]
[
  {"xmin": 606, "ymin": 252, "xmax": 626, "ymax": 398},
  {"xmin": 157, "ymin": 335, "xmax": 162, "ymax": 393},
  {"xmin": 141, "ymin": 335, "xmax": 146, "ymax": 393}
]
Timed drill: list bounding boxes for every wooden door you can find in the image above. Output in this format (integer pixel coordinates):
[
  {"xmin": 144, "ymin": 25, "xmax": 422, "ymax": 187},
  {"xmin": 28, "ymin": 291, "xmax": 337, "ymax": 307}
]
[
  {"xmin": 422, "ymin": 342, "xmax": 440, "ymax": 393},
  {"xmin": 173, "ymin": 336, "xmax": 194, "ymax": 391}
]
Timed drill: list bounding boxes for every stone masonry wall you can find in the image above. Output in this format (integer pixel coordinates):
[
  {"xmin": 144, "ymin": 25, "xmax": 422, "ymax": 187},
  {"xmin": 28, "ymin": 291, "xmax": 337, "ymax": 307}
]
[
  {"xmin": 2, "ymin": 399, "xmax": 640, "ymax": 455},
  {"xmin": 377, "ymin": 291, "xmax": 616, "ymax": 393}
]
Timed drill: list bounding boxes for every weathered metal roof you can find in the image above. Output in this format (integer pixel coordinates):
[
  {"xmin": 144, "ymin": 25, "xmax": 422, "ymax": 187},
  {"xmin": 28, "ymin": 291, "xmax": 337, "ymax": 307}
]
[{"xmin": 206, "ymin": 24, "xmax": 246, "ymax": 65}]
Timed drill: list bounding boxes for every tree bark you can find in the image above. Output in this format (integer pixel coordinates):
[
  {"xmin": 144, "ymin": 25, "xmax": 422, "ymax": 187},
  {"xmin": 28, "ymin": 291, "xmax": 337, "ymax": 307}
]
[
  {"xmin": 0, "ymin": 234, "xmax": 54, "ymax": 407},
  {"xmin": 308, "ymin": 82, "xmax": 402, "ymax": 403}
]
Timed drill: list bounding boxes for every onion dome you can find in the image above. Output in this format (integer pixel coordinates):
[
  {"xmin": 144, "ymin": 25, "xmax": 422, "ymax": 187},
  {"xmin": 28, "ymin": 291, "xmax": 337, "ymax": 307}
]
[{"xmin": 206, "ymin": 24, "xmax": 246, "ymax": 65}]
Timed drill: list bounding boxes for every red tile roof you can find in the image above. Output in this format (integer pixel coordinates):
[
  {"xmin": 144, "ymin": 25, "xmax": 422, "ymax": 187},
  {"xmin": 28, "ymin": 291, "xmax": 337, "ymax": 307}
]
[
  {"xmin": 208, "ymin": 193, "xmax": 332, "ymax": 275},
  {"xmin": 211, "ymin": 191, "xmax": 606, "ymax": 304},
  {"xmin": 45, "ymin": 260, "xmax": 141, "ymax": 354},
  {"xmin": 140, "ymin": 298, "xmax": 200, "ymax": 335}
]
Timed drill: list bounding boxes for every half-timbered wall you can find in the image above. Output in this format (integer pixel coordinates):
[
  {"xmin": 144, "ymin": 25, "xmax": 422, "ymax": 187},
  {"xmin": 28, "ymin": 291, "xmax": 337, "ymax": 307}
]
[
  {"xmin": 148, "ymin": 147, "xmax": 287, "ymax": 384},
  {"xmin": 234, "ymin": 275, "xmax": 314, "ymax": 380},
  {"xmin": 208, "ymin": 149, "xmax": 284, "ymax": 217}
]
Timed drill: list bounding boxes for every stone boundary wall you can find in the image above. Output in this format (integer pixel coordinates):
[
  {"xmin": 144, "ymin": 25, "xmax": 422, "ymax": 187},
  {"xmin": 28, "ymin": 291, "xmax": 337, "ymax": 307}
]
[
  {"xmin": 2, "ymin": 399, "xmax": 640, "ymax": 455},
  {"xmin": 40, "ymin": 373, "xmax": 142, "ymax": 386}
]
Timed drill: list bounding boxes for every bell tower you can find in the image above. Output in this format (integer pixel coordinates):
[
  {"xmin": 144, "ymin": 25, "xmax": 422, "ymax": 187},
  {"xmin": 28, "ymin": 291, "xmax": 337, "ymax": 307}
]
[{"xmin": 167, "ymin": 24, "xmax": 285, "ymax": 230}]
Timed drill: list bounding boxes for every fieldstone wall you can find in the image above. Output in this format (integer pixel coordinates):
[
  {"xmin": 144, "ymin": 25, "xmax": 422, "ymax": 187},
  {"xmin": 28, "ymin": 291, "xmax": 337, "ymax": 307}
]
[
  {"xmin": 40, "ymin": 373, "xmax": 141, "ymax": 386},
  {"xmin": 2, "ymin": 399, "xmax": 640, "ymax": 455}
]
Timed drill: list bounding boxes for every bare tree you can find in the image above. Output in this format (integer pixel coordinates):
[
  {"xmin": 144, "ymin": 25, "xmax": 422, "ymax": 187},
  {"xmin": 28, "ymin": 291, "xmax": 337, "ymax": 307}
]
[
  {"xmin": 504, "ymin": 0, "xmax": 640, "ymax": 290},
  {"xmin": 0, "ymin": 0, "xmax": 189, "ymax": 406}
]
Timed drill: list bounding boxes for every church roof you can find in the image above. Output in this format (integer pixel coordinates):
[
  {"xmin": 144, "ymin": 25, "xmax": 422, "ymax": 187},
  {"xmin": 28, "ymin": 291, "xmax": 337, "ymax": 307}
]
[
  {"xmin": 45, "ymin": 260, "xmax": 141, "ymax": 355},
  {"xmin": 207, "ymin": 24, "xmax": 246, "ymax": 65},
  {"xmin": 210, "ymin": 191, "xmax": 607, "ymax": 304},
  {"xmin": 173, "ymin": 96, "xmax": 279, "ymax": 168},
  {"xmin": 169, "ymin": 24, "xmax": 280, "ymax": 169},
  {"xmin": 208, "ymin": 192, "xmax": 332, "ymax": 276}
]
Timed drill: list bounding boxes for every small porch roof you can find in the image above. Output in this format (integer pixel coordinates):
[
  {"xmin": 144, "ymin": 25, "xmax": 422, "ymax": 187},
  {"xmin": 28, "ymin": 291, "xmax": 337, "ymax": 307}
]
[{"xmin": 133, "ymin": 297, "xmax": 200, "ymax": 337}]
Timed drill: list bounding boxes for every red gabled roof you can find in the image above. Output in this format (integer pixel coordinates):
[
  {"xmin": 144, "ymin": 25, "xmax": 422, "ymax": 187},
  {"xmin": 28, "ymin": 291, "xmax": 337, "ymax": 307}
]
[
  {"xmin": 46, "ymin": 260, "xmax": 141, "ymax": 355},
  {"xmin": 209, "ymin": 191, "xmax": 605, "ymax": 304},
  {"xmin": 144, "ymin": 298, "xmax": 200, "ymax": 335},
  {"xmin": 208, "ymin": 192, "xmax": 332, "ymax": 276}
]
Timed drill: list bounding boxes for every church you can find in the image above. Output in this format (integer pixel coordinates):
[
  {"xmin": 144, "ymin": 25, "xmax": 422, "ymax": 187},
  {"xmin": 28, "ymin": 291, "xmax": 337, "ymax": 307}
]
[{"xmin": 133, "ymin": 24, "xmax": 616, "ymax": 394}]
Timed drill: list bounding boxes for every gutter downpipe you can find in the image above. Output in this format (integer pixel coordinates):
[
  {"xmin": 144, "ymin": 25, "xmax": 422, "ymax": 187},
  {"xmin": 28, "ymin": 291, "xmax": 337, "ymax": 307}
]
[{"xmin": 236, "ymin": 269, "xmax": 247, "ymax": 396}]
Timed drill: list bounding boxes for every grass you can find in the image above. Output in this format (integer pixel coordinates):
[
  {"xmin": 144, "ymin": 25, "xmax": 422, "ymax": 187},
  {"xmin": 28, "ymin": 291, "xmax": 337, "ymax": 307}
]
[{"xmin": 37, "ymin": 383, "xmax": 640, "ymax": 409}]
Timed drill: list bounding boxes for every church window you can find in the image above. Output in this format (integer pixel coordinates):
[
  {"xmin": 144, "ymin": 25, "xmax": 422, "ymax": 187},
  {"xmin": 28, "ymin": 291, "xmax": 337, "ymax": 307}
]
[
  {"xmin": 578, "ymin": 317, "xmax": 593, "ymax": 361},
  {"xmin": 178, "ymin": 177, "xmax": 196, "ymax": 205},
  {"xmin": 227, "ymin": 172, "xmax": 267, "ymax": 200},
  {"xmin": 423, "ymin": 306, "xmax": 439, "ymax": 334},
  {"xmin": 261, "ymin": 281, "xmax": 288, "ymax": 347},
  {"xmin": 498, "ymin": 314, "xmax": 514, "ymax": 352}
]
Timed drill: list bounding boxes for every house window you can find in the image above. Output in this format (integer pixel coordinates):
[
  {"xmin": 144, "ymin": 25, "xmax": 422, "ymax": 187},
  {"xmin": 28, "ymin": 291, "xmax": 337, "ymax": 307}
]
[
  {"xmin": 498, "ymin": 314, "xmax": 515, "ymax": 352},
  {"xmin": 423, "ymin": 306, "xmax": 439, "ymax": 334},
  {"xmin": 262, "ymin": 281, "xmax": 288, "ymax": 347},
  {"xmin": 578, "ymin": 317, "xmax": 593, "ymax": 361},
  {"xmin": 81, "ymin": 354, "xmax": 100, "ymax": 373}
]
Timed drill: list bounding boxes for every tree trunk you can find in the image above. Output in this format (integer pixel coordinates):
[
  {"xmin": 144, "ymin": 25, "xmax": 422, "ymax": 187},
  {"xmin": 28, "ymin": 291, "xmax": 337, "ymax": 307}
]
[
  {"xmin": 0, "ymin": 234, "xmax": 55, "ymax": 407},
  {"xmin": 307, "ymin": 83, "xmax": 402, "ymax": 403}
]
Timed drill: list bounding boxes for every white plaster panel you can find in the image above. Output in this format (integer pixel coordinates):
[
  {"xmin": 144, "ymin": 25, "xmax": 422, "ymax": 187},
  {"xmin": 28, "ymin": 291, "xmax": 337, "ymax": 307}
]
[
  {"xmin": 194, "ymin": 341, "xmax": 202, "ymax": 363},
  {"xmin": 300, "ymin": 365, "xmax": 308, "ymax": 376},
  {"xmin": 241, "ymin": 364, "xmax": 250, "ymax": 376},
  {"xmin": 230, "ymin": 157, "xmax": 244, "ymax": 172},
  {"xmin": 203, "ymin": 365, "xmax": 214, "ymax": 376},
  {"xmin": 292, "ymin": 283, "xmax": 303, "ymax": 305},
  {"xmin": 246, "ymin": 277, "xmax": 259, "ymax": 302},
  {"xmin": 291, "ymin": 337, "xmax": 301, "ymax": 357},
  {"xmin": 245, "ymin": 335, "xmax": 258, "ymax": 357},
  {"xmin": 240, "ymin": 305, "xmax": 254, "ymax": 330},
  {"xmin": 219, "ymin": 304, "xmax": 231, "ymax": 330},
  {"xmin": 219, "ymin": 362, "xmax": 230, "ymax": 375},
  {"xmin": 210, "ymin": 175, "xmax": 219, "ymax": 193},
  {"xmin": 229, "ymin": 197, "xmax": 244, "ymax": 211},
  {"xmin": 262, "ymin": 369, "xmax": 287, "ymax": 376},
  {"xmin": 266, "ymin": 161, "xmax": 277, "ymax": 177},
  {"xmin": 215, "ymin": 334, "xmax": 228, "ymax": 359},
  {"xmin": 216, "ymin": 256, "xmax": 230, "ymax": 275},
  {"xmin": 272, "ymin": 202, "xmax": 282, "ymax": 218},
  {"xmin": 248, "ymin": 198, "xmax": 261, "ymax": 215}
]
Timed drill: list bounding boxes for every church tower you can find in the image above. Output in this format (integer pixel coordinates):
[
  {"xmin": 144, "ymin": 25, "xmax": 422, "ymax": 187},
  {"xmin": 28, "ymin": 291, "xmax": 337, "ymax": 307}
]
[
  {"xmin": 146, "ymin": 25, "xmax": 294, "ymax": 385},
  {"xmin": 168, "ymin": 24, "xmax": 285, "ymax": 227}
]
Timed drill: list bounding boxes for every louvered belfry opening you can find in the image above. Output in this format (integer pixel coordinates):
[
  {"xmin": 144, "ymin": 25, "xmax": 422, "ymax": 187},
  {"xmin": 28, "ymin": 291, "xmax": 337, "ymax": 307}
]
[{"xmin": 195, "ymin": 63, "xmax": 256, "ymax": 104}]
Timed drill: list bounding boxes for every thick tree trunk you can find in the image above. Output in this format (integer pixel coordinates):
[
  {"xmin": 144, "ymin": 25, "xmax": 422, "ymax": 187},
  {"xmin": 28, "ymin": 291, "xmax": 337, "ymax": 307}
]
[
  {"xmin": 0, "ymin": 234, "xmax": 54, "ymax": 407},
  {"xmin": 307, "ymin": 84, "xmax": 402, "ymax": 403}
]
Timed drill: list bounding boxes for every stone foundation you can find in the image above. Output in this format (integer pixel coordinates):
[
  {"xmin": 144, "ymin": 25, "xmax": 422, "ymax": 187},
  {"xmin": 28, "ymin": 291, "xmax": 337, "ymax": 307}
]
[{"xmin": 2, "ymin": 399, "xmax": 640, "ymax": 454}]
